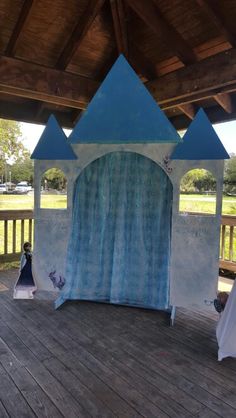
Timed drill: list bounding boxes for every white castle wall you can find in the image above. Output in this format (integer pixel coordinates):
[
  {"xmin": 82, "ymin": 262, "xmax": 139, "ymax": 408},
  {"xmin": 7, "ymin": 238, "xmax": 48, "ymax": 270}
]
[{"xmin": 33, "ymin": 143, "xmax": 223, "ymax": 309}]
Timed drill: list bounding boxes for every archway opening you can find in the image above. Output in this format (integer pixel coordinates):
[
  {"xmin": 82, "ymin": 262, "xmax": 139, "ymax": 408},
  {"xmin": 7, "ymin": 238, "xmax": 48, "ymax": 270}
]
[{"xmin": 64, "ymin": 151, "xmax": 173, "ymax": 309}]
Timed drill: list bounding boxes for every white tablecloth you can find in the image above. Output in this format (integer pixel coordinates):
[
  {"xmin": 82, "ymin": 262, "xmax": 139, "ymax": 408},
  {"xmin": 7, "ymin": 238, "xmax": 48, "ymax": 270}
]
[{"xmin": 216, "ymin": 279, "xmax": 236, "ymax": 361}]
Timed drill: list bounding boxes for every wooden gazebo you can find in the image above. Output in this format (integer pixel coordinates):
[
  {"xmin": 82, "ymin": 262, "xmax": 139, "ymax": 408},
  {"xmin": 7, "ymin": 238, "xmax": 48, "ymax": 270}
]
[{"xmin": 1, "ymin": 0, "xmax": 236, "ymax": 129}]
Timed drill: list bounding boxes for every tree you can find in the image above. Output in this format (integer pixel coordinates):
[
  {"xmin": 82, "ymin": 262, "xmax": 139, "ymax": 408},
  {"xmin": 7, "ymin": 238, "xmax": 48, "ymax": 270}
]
[
  {"xmin": 42, "ymin": 168, "xmax": 66, "ymax": 190},
  {"xmin": 180, "ymin": 169, "xmax": 216, "ymax": 193},
  {"xmin": 224, "ymin": 154, "xmax": 236, "ymax": 193},
  {"xmin": 0, "ymin": 119, "xmax": 26, "ymax": 182},
  {"xmin": 10, "ymin": 155, "xmax": 34, "ymax": 184}
]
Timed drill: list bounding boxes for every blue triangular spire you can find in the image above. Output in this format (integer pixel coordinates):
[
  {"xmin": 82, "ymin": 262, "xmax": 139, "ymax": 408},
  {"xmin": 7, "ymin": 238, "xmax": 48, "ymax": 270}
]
[
  {"xmin": 69, "ymin": 54, "xmax": 180, "ymax": 143},
  {"xmin": 171, "ymin": 109, "xmax": 229, "ymax": 160},
  {"xmin": 31, "ymin": 115, "xmax": 77, "ymax": 160}
]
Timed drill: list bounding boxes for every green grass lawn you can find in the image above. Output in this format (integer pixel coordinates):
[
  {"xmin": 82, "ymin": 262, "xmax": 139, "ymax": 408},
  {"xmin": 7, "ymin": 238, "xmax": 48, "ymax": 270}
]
[
  {"xmin": 1, "ymin": 193, "xmax": 236, "ymax": 213},
  {"xmin": 0, "ymin": 193, "xmax": 67, "ymax": 210},
  {"xmin": 179, "ymin": 194, "xmax": 236, "ymax": 215}
]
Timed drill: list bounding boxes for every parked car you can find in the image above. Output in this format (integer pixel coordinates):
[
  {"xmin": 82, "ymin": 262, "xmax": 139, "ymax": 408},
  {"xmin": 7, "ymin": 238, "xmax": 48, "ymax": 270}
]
[
  {"xmin": 0, "ymin": 183, "xmax": 7, "ymax": 193},
  {"xmin": 15, "ymin": 182, "xmax": 32, "ymax": 194}
]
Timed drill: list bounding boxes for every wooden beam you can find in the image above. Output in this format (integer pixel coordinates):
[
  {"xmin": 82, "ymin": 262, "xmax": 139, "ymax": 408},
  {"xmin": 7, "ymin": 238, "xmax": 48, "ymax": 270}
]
[
  {"xmin": 146, "ymin": 49, "xmax": 236, "ymax": 108},
  {"xmin": 5, "ymin": 0, "xmax": 34, "ymax": 56},
  {"xmin": 57, "ymin": 0, "xmax": 106, "ymax": 69},
  {"xmin": 195, "ymin": 0, "xmax": 236, "ymax": 48},
  {"xmin": 110, "ymin": 0, "xmax": 128, "ymax": 56},
  {"xmin": 0, "ymin": 55, "xmax": 99, "ymax": 109},
  {"xmin": 126, "ymin": 0, "xmax": 197, "ymax": 65},
  {"xmin": 0, "ymin": 99, "xmax": 74, "ymax": 128},
  {"xmin": 214, "ymin": 93, "xmax": 233, "ymax": 114},
  {"xmin": 178, "ymin": 103, "xmax": 196, "ymax": 119},
  {"xmin": 1, "ymin": 48, "xmax": 236, "ymax": 114}
]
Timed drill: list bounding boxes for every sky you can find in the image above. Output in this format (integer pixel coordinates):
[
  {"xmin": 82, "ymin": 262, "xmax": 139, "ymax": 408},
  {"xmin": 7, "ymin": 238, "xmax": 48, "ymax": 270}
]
[{"xmin": 20, "ymin": 119, "xmax": 236, "ymax": 155}]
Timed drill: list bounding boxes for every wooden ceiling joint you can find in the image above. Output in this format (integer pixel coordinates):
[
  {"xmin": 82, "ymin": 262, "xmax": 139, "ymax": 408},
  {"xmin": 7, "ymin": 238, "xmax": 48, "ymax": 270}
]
[
  {"xmin": 57, "ymin": 0, "xmax": 106, "ymax": 70},
  {"xmin": 125, "ymin": 0, "xmax": 197, "ymax": 65},
  {"xmin": 178, "ymin": 103, "xmax": 196, "ymax": 119},
  {"xmin": 214, "ymin": 93, "xmax": 233, "ymax": 114},
  {"xmin": 5, "ymin": 0, "xmax": 35, "ymax": 56},
  {"xmin": 110, "ymin": 0, "xmax": 128, "ymax": 56},
  {"xmin": 195, "ymin": 0, "xmax": 236, "ymax": 48}
]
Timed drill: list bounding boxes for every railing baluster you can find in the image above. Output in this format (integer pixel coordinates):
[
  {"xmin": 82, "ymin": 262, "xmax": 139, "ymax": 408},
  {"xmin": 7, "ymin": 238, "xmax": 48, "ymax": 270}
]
[
  {"xmin": 229, "ymin": 226, "xmax": 234, "ymax": 261},
  {"xmin": 221, "ymin": 225, "xmax": 225, "ymax": 260},
  {"xmin": 4, "ymin": 220, "xmax": 8, "ymax": 255},
  {"xmin": 21, "ymin": 219, "xmax": 25, "ymax": 249},
  {"xmin": 12, "ymin": 219, "xmax": 16, "ymax": 253},
  {"xmin": 29, "ymin": 219, "xmax": 32, "ymax": 243}
]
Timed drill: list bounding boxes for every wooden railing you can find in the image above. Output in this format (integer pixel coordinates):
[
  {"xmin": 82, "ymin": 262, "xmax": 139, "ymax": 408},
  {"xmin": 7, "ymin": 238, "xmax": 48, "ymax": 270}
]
[
  {"xmin": 0, "ymin": 210, "xmax": 34, "ymax": 262},
  {"xmin": 0, "ymin": 210, "xmax": 236, "ymax": 272},
  {"xmin": 220, "ymin": 215, "xmax": 236, "ymax": 272}
]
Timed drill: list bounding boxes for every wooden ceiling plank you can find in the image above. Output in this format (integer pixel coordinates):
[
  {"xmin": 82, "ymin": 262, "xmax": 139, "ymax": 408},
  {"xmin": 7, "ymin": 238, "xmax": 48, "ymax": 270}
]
[
  {"xmin": 195, "ymin": 0, "xmax": 236, "ymax": 48},
  {"xmin": 57, "ymin": 0, "xmax": 106, "ymax": 69},
  {"xmin": 125, "ymin": 0, "xmax": 197, "ymax": 65},
  {"xmin": 214, "ymin": 93, "xmax": 233, "ymax": 114},
  {"xmin": 5, "ymin": 0, "xmax": 34, "ymax": 56},
  {"xmin": 110, "ymin": 0, "xmax": 128, "ymax": 56},
  {"xmin": 178, "ymin": 103, "xmax": 196, "ymax": 119}
]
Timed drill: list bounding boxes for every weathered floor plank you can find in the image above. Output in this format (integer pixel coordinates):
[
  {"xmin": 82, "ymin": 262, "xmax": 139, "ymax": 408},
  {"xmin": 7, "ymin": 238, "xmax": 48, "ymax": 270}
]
[{"xmin": 0, "ymin": 269, "xmax": 236, "ymax": 418}]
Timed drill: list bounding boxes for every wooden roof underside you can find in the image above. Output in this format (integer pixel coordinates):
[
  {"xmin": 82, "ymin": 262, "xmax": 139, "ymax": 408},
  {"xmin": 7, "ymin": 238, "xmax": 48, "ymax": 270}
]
[{"xmin": 1, "ymin": 0, "xmax": 236, "ymax": 130}]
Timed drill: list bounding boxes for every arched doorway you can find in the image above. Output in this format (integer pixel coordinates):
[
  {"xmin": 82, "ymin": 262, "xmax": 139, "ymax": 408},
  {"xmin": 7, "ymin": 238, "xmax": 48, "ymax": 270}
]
[{"xmin": 65, "ymin": 151, "xmax": 173, "ymax": 309}]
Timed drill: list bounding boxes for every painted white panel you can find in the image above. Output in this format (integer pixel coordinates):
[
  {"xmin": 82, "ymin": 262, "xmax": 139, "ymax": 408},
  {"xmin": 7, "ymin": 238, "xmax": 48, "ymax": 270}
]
[{"xmin": 170, "ymin": 214, "xmax": 220, "ymax": 308}]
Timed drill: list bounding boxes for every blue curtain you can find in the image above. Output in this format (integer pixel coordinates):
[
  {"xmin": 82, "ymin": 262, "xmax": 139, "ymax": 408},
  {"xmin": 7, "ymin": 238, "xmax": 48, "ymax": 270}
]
[{"xmin": 56, "ymin": 152, "xmax": 172, "ymax": 309}]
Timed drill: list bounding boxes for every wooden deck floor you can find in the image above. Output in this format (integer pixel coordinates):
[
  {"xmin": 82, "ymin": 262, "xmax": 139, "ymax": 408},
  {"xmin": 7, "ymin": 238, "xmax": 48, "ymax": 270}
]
[{"xmin": 0, "ymin": 270, "xmax": 236, "ymax": 418}]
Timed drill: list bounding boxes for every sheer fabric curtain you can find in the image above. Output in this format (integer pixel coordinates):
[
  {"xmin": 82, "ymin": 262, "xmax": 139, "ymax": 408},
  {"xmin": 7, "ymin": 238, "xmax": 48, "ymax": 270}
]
[{"xmin": 62, "ymin": 152, "xmax": 172, "ymax": 309}]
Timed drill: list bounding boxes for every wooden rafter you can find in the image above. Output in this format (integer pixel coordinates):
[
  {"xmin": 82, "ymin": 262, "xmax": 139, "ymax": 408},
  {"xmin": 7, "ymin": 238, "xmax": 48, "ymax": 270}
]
[
  {"xmin": 195, "ymin": 0, "xmax": 236, "ymax": 48},
  {"xmin": 57, "ymin": 0, "xmax": 106, "ymax": 69},
  {"xmin": 178, "ymin": 103, "xmax": 196, "ymax": 120},
  {"xmin": 214, "ymin": 93, "xmax": 233, "ymax": 114},
  {"xmin": 110, "ymin": 0, "xmax": 128, "ymax": 56},
  {"xmin": 5, "ymin": 0, "xmax": 34, "ymax": 56},
  {"xmin": 125, "ymin": 0, "xmax": 197, "ymax": 65}
]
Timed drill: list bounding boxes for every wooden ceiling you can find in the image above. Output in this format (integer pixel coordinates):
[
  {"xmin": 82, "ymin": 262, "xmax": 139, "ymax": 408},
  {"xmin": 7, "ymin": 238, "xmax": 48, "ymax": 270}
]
[{"xmin": 1, "ymin": 0, "xmax": 236, "ymax": 130}]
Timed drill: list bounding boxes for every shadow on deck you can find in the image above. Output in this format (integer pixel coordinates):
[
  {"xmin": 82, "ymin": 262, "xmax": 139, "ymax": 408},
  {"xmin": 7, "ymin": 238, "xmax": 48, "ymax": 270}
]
[{"xmin": 0, "ymin": 269, "xmax": 236, "ymax": 418}]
